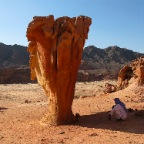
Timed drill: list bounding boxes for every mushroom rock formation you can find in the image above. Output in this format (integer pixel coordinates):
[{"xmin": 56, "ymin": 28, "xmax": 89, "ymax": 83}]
[
  {"xmin": 118, "ymin": 57, "xmax": 144, "ymax": 89},
  {"xmin": 26, "ymin": 15, "xmax": 91, "ymax": 125}
]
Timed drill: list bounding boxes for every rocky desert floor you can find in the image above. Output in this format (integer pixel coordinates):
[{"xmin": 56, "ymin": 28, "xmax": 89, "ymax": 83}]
[{"xmin": 0, "ymin": 80, "xmax": 144, "ymax": 144}]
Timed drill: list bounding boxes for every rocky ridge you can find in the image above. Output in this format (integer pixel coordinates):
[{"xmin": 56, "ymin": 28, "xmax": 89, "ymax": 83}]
[
  {"xmin": 0, "ymin": 43, "xmax": 143, "ymax": 83},
  {"xmin": 0, "ymin": 43, "xmax": 28, "ymax": 68}
]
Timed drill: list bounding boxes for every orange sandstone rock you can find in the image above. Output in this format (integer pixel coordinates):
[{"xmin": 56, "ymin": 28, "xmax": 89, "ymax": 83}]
[
  {"xmin": 118, "ymin": 57, "xmax": 144, "ymax": 89},
  {"xmin": 26, "ymin": 15, "xmax": 91, "ymax": 125}
]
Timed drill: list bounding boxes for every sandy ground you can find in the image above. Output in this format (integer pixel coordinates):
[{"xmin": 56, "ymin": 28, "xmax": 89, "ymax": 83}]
[{"xmin": 0, "ymin": 80, "xmax": 144, "ymax": 144}]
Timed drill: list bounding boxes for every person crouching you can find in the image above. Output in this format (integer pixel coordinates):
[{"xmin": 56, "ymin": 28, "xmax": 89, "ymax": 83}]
[{"xmin": 109, "ymin": 98, "xmax": 128, "ymax": 121}]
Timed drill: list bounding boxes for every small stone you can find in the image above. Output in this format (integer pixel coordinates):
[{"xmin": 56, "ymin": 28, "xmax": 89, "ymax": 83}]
[
  {"xmin": 0, "ymin": 136, "xmax": 4, "ymax": 140},
  {"xmin": 89, "ymin": 133, "xmax": 98, "ymax": 136},
  {"xmin": 25, "ymin": 100, "xmax": 31, "ymax": 103},
  {"xmin": 59, "ymin": 131, "xmax": 65, "ymax": 134}
]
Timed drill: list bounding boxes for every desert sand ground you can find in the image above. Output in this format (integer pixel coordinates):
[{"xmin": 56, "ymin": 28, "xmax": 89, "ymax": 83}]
[{"xmin": 0, "ymin": 80, "xmax": 144, "ymax": 144}]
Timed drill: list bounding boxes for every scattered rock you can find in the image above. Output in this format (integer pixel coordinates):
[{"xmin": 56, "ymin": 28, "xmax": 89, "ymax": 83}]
[
  {"xmin": 103, "ymin": 83, "xmax": 117, "ymax": 94},
  {"xmin": 59, "ymin": 131, "xmax": 65, "ymax": 134},
  {"xmin": 79, "ymin": 96, "xmax": 87, "ymax": 99},
  {"xmin": 25, "ymin": 100, "xmax": 31, "ymax": 103},
  {"xmin": 0, "ymin": 136, "xmax": 4, "ymax": 140},
  {"xmin": 89, "ymin": 133, "xmax": 98, "ymax": 136}
]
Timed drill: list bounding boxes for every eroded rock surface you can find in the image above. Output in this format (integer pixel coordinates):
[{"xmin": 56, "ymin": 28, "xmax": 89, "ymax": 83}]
[
  {"xmin": 118, "ymin": 57, "xmax": 144, "ymax": 89},
  {"xmin": 26, "ymin": 15, "xmax": 91, "ymax": 125}
]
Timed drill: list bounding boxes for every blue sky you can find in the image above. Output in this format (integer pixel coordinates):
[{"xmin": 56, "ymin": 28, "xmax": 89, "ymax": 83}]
[{"xmin": 0, "ymin": 0, "xmax": 144, "ymax": 53}]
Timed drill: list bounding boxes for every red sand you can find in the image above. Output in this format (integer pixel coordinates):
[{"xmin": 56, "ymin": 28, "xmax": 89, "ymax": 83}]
[{"xmin": 0, "ymin": 81, "xmax": 144, "ymax": 144}]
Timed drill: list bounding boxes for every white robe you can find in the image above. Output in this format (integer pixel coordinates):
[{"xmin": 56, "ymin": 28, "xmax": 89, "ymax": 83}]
[{"xmin": 110, "ymin": 104, "xmax": 127, "ymax": 120}]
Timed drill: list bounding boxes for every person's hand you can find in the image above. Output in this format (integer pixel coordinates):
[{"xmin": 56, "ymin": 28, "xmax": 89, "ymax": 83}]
[{"xmin": 108, "ymin": 114, "xmax": 111, "ymax": 121}]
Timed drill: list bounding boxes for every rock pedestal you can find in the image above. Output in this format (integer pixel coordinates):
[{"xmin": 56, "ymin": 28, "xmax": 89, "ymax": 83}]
[{"xmin": 26, "ymin": 15, "xmax": 91, "ymax": 125}]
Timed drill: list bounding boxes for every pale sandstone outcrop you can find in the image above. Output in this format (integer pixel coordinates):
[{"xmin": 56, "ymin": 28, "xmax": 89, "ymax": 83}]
[
  {"xmin": 118, "ymin": 57, "xmax": 144, "ymax": 89},
  {"xmin": 26, "ymin": 15, "xmax": 91, "ymax": 125}
]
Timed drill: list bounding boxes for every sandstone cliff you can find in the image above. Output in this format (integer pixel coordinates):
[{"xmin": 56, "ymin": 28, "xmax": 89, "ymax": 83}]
[
  {"xmin": 118, "ymin": 56, "xmax": 144, "ymax": 89},
  {"xmin": 0, "ymin": 67, "xmax": 35, "ymax": 84}
]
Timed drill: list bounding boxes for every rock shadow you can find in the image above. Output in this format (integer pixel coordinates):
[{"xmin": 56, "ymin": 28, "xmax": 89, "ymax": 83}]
[{"xmin": 77, "ymin": 110, "xmax": 144, "ymax": 134}]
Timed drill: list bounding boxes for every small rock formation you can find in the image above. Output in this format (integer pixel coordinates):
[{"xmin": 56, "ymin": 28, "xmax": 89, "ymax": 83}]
[
  {"xmin": 118, "ymin": 57, "xmax": 144, "ymax": 89},
  {"xmin": 103, "ymin": 83, "xmax": 117, "ymax": 94},
  {"xmin": 26, "ymin": 15, "xmax": 91, "ymax": 125}
]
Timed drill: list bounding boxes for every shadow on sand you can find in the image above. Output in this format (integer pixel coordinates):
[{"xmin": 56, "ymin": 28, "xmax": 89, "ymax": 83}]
[{"xmin": 77, "ymin": 110, "xmax": 144, "ymax": 134}]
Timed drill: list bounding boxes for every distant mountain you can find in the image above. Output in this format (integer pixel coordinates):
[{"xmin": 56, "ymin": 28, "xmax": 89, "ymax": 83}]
[
  {"xmin": 0, "ymin": 43, "xmax": 144, "ymax": 83},
  {"xmin": 0, "ymin": 43, "xmax": 29, "ymax": 68},
  {"xmin": 0, "ymin": 43, "xmax": 143, "ymax": 69},
  {"xmin": 78, "ymin": 45, "xmax": 144, "ymax": 81},
  {"xmin": 80, "ymin": 45, "xmax": 143, "ymax": 70}
]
